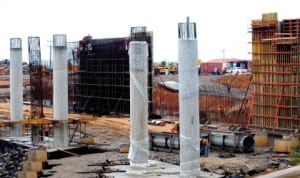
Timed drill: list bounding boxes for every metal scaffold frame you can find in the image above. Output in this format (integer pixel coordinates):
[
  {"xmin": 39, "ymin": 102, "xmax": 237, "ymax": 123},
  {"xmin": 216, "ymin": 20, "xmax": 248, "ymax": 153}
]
[
  {"xmin": 28, "ymin": 37, "xmax": 44, "ymax": 118},
  {"xmin": 249, "ymin": 13, "xmax": 300, "ymax": 133}
]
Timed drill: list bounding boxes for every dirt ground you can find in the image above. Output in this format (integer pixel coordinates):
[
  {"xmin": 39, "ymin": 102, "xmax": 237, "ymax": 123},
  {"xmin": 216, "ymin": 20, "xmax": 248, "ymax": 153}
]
[
  {"xmin": 214, "ymin": 74, "xmax": 251, "ymax": 88},
  {"xmin": 39, "ymin": 116, "xmax": 289, "ymax": 178}
]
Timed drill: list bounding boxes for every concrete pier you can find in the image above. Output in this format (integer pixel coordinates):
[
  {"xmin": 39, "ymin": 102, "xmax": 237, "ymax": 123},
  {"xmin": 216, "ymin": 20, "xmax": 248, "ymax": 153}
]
[
  {"xmin": 53, "ymin": 34, "xmax": 68, "ymax": 148},
  {"xmin": 128, "ymin": 38, "xmax": 149, "ymax": 166},
  {"xmin": 9, "ymin": 38, "xmax": 23, "ymax": 137},
  {"xmin": 178, "ymin": 17, "xmax": 200, "ymax": 177}
]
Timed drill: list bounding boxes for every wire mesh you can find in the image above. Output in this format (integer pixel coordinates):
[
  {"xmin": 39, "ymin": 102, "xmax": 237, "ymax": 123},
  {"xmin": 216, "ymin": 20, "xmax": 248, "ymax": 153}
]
[
  {"xmin": 73, "ymin": 34, "xmax": 153, "ymax": 115},
  {"xmin": 178, "ymin": 17, "xmax": 197, "ymax": 40},
  {"xmin": 28, "ymin": 37, "xmax": 43, "ymax": 118}
]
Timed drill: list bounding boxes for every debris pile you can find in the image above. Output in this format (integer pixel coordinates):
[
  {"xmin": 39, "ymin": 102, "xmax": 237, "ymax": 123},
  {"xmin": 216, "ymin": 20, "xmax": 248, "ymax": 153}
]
[{"xmin": 0, "ymin": 145, "xmax": 27, "ymax": 178}]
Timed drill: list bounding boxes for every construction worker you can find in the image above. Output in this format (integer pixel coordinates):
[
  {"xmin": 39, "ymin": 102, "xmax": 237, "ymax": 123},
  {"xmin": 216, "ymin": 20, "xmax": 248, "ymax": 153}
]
[
  {"xmin": 44, "ymin": 124, "xmax": 49, "ymax": 137},
  {"xmin": 171, "ymin": 121, "xmax": 180, "ymax": 133},
  {"xmin": 202, "ymin": 138, "xmax": 209, "ymax": 157},
  {"xmin": 227, "ymin": 80, "xmax": 231, "ymax": 94},
  {"xmin": 220, "ymin": 106, "xmax": 225, "ymax": 120}
]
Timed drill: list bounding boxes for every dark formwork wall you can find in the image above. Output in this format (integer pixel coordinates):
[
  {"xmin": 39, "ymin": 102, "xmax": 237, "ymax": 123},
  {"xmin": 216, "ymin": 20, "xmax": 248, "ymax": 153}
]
[{"xmin": 74, "ymin": 34, "xmax": 153, "ymax": 115}]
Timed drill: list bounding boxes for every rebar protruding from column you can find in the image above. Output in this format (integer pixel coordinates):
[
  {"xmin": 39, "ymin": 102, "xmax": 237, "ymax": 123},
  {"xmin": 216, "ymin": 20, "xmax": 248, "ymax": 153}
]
[
  {"xmin": 128, "ymin": 27, "xmax": 149, "ymax": 167},
  {"xmin": 53, "ymin": 34, "xmax": 68, "ymax": 148},
  {"xmin": 178, "ymin": 16, "xmax": 197, "ymax": 40},
  {"xmin": 178, "ymin": 17, "xmax": 200, "ymax": 177},
  {"xmin": 10, "ymin": 38, "xmax": 23, "ymax": 137},
  {"xmin": 130, "ymin": 26, "xmax": 147, "ymax": 41}
]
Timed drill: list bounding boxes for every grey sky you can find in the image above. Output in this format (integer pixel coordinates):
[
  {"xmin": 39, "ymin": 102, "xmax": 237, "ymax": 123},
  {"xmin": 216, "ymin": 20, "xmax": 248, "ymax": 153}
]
[{"xmin": 0, "ymin": 0, "xmax": 299, "ymax": 62}]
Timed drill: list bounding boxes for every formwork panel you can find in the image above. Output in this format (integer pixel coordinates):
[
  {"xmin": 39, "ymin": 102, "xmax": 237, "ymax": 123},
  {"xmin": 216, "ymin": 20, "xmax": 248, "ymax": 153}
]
[
  {"xmin": 74, "ymin": 35, "xmax": 153, "ymax": 115},
  {"xmin": 249, "ymin": 13, "xmax": 300, "ymax": 133}
]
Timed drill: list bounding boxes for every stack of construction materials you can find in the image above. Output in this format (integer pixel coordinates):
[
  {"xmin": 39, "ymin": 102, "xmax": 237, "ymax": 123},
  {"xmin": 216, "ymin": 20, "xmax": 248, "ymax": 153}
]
[
  {"xmin": 249, "ymin": 12, "xmax": 300, "ymax": 133},
  {"xmin": 0, "ymin": 139, "xmax": 47, "ymax": 178},
  {"xmin": 17, "ymin": 148, "xmax": 47, "ymax": 178}
]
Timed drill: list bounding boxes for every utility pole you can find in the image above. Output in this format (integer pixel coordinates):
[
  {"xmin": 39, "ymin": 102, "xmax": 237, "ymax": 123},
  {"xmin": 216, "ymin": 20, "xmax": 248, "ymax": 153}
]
[
  {"xmin": 221, "ymin": 49, "xmax": 226, "ymax": 59},
  {"xmin": 47, "ymin": 40, "xmax": 52, "ymax": 69}
]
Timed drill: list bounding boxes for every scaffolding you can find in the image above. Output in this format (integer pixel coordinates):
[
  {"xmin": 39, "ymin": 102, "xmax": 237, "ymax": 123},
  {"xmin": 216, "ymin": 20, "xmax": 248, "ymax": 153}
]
[
  {"xmin": 28, "ymin": 37, "xmax": 44, "ymax": 118},
  {"xmin": 72, "ymin": 33, "xmax": 153, "ymax": 115},
  {"xmin": 249, "ymin": 13, "xmax": 300, "ymax": 133}
]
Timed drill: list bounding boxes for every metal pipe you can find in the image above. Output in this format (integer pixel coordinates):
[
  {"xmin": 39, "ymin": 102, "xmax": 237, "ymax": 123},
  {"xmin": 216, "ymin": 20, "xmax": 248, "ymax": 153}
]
[
  {"xmin": 150, "ymin": 133, "xmax": 180, "ymax": 151},
  {"xmin": 209, "ymin": 132, "xmax": 254, "ymax": 153},
  {"xmin": 150, "ymin": 131, "xmax": 255, "ymax": 153}
]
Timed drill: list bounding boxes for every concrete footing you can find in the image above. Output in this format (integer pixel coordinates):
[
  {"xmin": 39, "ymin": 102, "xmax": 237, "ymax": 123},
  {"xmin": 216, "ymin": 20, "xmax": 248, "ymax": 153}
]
[
  {"xmin": 106, "ymin": 160, "xmax": 222, "ymax": 178},
  {"xmin": 256, "ymin": 165, "xmax": 300, "ymax": 178},
  {"xmin": 10, "ymin": 122, "xmax": 22, "ymax": 137},
  {"xmin": 54, "ymin": 122, "xmax": 68, "ymax": 148}
]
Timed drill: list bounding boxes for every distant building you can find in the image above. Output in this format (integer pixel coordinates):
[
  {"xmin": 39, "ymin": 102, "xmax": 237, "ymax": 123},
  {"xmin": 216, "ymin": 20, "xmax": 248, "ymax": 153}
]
[{"xmin": 200, "ymin": 58, "xmax": 251, "ymax": 75}]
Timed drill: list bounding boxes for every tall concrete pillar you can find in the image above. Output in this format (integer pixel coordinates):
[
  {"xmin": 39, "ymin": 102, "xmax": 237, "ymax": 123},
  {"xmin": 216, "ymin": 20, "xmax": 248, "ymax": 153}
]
[
  {"xmin": 10, "ymin": 38, "xmax": 23, "ymax": 137},
  {"xmin": 53, "ymin": 34, "xmax": 68, "ymax": 148},
  {"xmin": 128, "ymin": 27, "xmax": 149, "ymax": 167},
  {"xmin": 178, "ymin": 17, "xmax": 200, "ymax": 177}
]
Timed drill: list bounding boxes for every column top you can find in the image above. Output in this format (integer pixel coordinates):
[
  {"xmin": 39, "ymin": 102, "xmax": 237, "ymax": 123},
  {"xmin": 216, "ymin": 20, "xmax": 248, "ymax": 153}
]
[
  {"xmin": 28, "ymin": 37, "xmax": 41, "ymax": 51},
  {"xmin": 53, "ymin": 34, "xmax": 67, "ymax": 47},
  {"xmin": 130, "ymin": 26, "xmax": 147, "ymax": 41},
  {"xmin": 10, "ymin": 38, "xmax": 22, "ymax": 49},
  {"xmin": 178, "ymin": 16, "xmax": 197, "ymax": 40}
]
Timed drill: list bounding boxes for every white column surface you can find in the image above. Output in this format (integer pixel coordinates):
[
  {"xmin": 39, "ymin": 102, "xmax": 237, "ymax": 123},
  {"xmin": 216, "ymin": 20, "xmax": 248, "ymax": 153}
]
[
  {"xmin": 178, "ymin": 39, "xmax": 200, "ymax": 177},
  {"xmin": 53, "ymin": 34, "xmax": 68, "ymax": 148},
  {"xmin": 128, "ymin": 41, "xmax": 149, "ymax": 166},
  {"xmin": 10, "ymin": 38, "xmax": 23, "ymax": 137}
]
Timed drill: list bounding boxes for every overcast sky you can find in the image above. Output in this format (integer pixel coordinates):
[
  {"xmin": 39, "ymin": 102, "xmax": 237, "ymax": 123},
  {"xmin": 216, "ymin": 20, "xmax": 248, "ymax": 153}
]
[{"xmin": 0, "ymin": 0, "xmax": 299, "ymax": 62}]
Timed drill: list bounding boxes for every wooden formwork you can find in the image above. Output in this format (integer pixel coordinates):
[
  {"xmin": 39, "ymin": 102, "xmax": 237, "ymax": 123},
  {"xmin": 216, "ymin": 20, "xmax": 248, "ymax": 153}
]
[{"xmin": 249, "ymin": 13, "xmax": 300, "ymax": 133}]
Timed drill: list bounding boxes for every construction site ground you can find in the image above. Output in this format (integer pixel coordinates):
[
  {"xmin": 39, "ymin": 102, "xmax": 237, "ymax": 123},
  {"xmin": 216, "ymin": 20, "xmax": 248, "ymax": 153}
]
[
  {"xmin": 0, "ymin": 73, "xmax": 296, "ymax": 177},
  {"xmin": 40, "ymin": 116, "xmax": 291, "ymax": 178}
]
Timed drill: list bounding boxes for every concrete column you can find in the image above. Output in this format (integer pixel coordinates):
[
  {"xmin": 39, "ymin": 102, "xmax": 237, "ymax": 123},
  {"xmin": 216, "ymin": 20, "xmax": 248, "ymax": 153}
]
[
  {"xmin": 53, "ymin": 34, "xmax": 68, "ymax": 148},
  {"xmin": 10, "ymin": 38, "xmax": 23, "ymax": 137},
  {"xmin": 128, "ymin": 41, "xmax": 149, "ymax": 166},
  {"xmin": 178, "ymin": 17, "xmax": 200, "ymax": 177}
]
